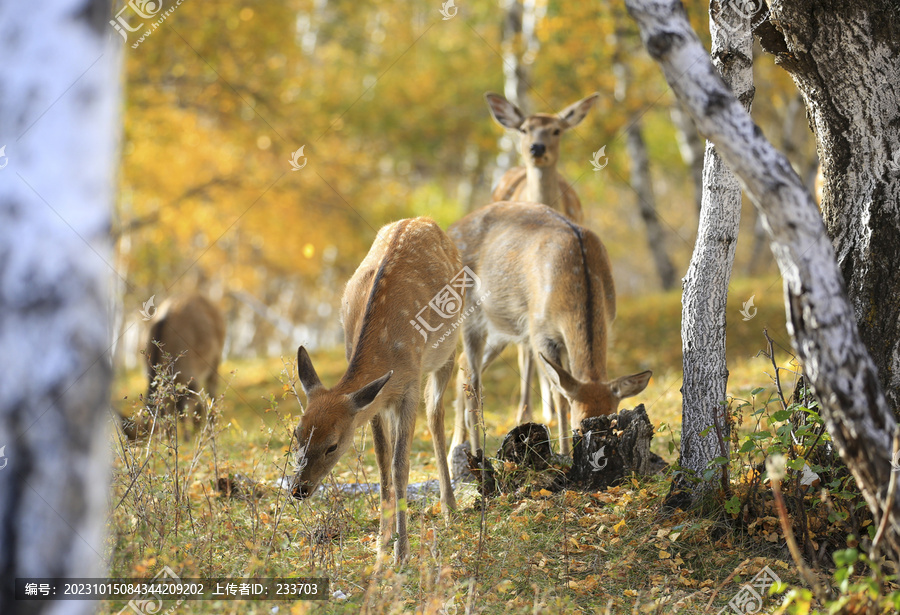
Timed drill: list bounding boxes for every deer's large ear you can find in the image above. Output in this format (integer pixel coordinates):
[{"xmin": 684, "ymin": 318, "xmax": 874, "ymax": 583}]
[
  {"xmin": 610, "ymin": 370, "xmax": 652, "ymax": 400},
  {"xmin": 485, "ymin": 92, "xmax": 526, "ymax": 130},
  {"xmin": 297, "ymin": 346, "xmax": 323, "ymax": 396},
  {"xmin": 539, "ymin": 354, "xmax": 580, "ymax": 399},
  {"xmin": 348, "ymin": 371, "xmax": 393, "ymax": 414},
  {"xmin": 558, "ymin": 93, "xmax": 599, "ymax": 129}
]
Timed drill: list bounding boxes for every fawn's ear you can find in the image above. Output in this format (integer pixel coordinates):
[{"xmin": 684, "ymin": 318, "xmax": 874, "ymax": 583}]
[
  {"xmin": 485, "ymin": 92, "xmax": 526, "ymax": 130},
  {"xmin": 348, "ymin": 371, "xmax": 393, "ymax": 415},
  {"xmin": 539, "ymin": 354, "xmax": 580, "ymax": 400},
  {"xmin": 558, "ymin": 93, "xmax": 599, "ymax": 129},
  {"xmin": 611, "ymin": 371, "xmax": 652, "ymax": 400},
  {"xmin": 296, "ymin": 346, "xmax": 323, "ymax": 396}
]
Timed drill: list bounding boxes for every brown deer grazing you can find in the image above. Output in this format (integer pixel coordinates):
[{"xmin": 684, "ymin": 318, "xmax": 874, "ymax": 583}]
[
  {"xmin": 291, "ymin": 218, "xmax": 462, "ymax": 566},
  {"xmin": 135, "ymin": 293, "xmax": 225, "ymax": 439},
  {"xmin": 448, "ymin": 202, "xmax": 651, "ymax": 455},
  {"xmin": 481, "ymin": 91, "xmax": 599, "ymax": 431}
]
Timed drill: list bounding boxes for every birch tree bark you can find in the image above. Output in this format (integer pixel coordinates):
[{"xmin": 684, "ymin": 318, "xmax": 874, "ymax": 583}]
[
  {"xmin": 625, "ymin": 0, "xmax": 900, "ymax": 562},
  {"xmin": 492, "ymin": 0, "xmax": 544, "ymax": 186},
  {"xmin": 675, "ymin": 1, "xmax": 754, "ymax": 497},
  {"xmin": 625, "ymin": 122, "xmax": 678, "ymax": 290},
  {"xmin": 0, "ymin": 1, "xmax": 119, "ymax": 611},
  {"xmin": 754, "ymin": 1, "xmax": 900, "ymax": 416}
]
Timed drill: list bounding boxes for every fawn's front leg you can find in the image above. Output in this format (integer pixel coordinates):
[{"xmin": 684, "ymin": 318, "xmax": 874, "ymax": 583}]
[
  {"xmin": 371, "ymin": 413, "xmax": 394, "ymax": 566},
  {"xmin": 391, "ymin": 394, "xmax": 417, "ymax": 565}
]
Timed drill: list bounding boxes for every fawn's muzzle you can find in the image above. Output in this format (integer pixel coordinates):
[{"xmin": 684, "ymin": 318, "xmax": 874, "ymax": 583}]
[
  {"xmin": 530, "ymin": 143, "xmax": 546, "ymax": 158},
  {"xmin": 291, "ymin": 482, "xmax": 313, "ymax": 499}
]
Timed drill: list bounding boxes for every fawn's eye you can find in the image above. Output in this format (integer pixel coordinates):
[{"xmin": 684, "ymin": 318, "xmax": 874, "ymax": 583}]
[{"xmin": 326, "ymin": 444, "xmax": 338, "ymax": 455}]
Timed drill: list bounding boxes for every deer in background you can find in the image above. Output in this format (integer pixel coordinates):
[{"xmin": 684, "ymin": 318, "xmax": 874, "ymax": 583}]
[
  {"xmin": 449, "ymin": 202, "xmax": 651, "ymax": 455},
  {"xmin": 486, "ymin": 91, "xmax": 598, "ymax": 222},
  {"xmin": 125, "ymin": 294, "xmax": 226, "ymax": 440},
  {"xmin": 450, "ymin": 92, "xmax": 598, "ymax": 449},
  {"xmin": 291, "ymin": 218, "xmax": 461, "ymax": 566}
]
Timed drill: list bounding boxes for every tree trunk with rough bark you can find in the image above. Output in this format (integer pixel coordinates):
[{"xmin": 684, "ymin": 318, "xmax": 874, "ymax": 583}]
[
  {"xmin": 625, "ymin": 0, "xmax": 900, "ymax": 564},
  {"xmin": 491, "ymin": 0, "xmax": 544, "ymax": 187},
  {"xmin": 675, "ymin": 1, "xmax": 754, "ymax": 498},
  {"xmin": 755, "ymin": 0, "xmax": 900, "ymax": 417},
  {"xmin": 625, "ymin": 122, "xmax": 678, "ymax": 290},
  {"xmin": 0, "ymin": 1, "xmax": 118, "ymax": 611}
]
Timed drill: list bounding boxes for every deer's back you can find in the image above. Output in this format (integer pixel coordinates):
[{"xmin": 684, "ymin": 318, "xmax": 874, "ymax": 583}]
[
  {"xmin": 491, "ymin": 166, "xmax": 584, "ymax": 224},
  {"xmin": 340, "ymin": 218, "xmax": 461, "ymax": 394},
  {"xmin": 147, "ymin": 294, "xmax": 225, "ymax": 379},
  {"xmin": 449, "ymin": 202, "xmax": 614, "ymax": 338}
]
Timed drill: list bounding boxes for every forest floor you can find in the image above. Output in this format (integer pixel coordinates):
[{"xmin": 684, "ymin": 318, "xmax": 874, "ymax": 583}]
[{"xmin": 104, "ymin": 277, "xmax": 837, "ymax": 614}]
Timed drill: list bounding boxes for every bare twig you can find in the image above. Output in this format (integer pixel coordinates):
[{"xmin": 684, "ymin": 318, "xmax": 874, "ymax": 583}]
[
  {"xmin": 763, "ymin": 330, "xmax": 789, "ymax": 413},
  {"xmin": 871, "ymin": 426, "xmax": 900, "ymax": 561},
  {"xmin": 113, "ymin": 456, "xmax": 152, "ymax": 511},
  {"xmin": 771, "ymin": 472, "xmax": 831, "ymax": 604},
  {"xmin": 703, "ymin": 558, "xmax": 749, "ymax": 613}
]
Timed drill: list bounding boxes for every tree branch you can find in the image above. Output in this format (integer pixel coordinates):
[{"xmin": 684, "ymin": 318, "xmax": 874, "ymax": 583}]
[{"xmin": 625, "ymin": 0, "xmax": 900, "ymax": 563}]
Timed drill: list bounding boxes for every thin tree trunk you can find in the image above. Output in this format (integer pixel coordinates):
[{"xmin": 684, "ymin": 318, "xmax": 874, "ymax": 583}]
[
  {"xmin": 625, "ymin": 122, "xmax": 678, "ymax": 290},
  {"xmin": 492, "ymin": 0, "xmax": 543, "ymax": 185},
  {"xmin": 674, "ymin": 1, "xmax": 754, "ymax": 498},
  {"xmin": 0, "ymin": 1, "xmax": 119, "ymax": 612},
  {"xmin": 755, "ymin": 0, "xmax": 900, "ymax": 416},
  {"xmin": 670, "ymin": 101, "xmax": 705, "ymax": 213},
  {"xmin": 747, "ymin": 92, "xmax": 813, "ymax": 275},
  {"xmin": 626, "ymin": 0, "xmax": 900, "ymax": 562}
]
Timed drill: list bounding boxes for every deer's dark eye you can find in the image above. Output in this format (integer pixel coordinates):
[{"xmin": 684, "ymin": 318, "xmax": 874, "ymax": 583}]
[
  {"xmin": 326, "ymin": 444, "xmax": 338, "ymax": 454},
  {"xmin": 553, "ymin": 129, "xmax": 560, "ymax": 135}
]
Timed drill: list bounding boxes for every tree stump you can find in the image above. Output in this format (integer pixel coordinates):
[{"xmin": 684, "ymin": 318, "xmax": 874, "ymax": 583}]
[
  {"xmin": 465, "ymin": 447, "xmax": 497, "ymax": 497},
  {"xmin": 466, "ymin": 423, "xmax": 566, "ymax": 495},
  {"xmin": 496, "ymin": 423, "xmax": 553, "ymax": 470},
  {"xmin": 569, "ymin": 404, "xmax": 663, "ymax": 491}
]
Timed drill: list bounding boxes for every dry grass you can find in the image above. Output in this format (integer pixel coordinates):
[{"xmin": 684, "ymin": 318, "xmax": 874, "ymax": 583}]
[{"xmin": 105, "ymin": 277, "xmax": 813, "ymax": 614}]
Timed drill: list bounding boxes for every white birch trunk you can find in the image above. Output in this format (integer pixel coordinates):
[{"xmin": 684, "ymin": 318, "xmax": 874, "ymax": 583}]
[
  {"xmin": 0, "ymin": 1, "xmax": 119, "ymax": 611},
  {"xmin": 626, "ymin": 0, "xmax": 900, "ymax": 560},
  {"xmin": 493, "ymin": 0, "xmax": 543, "ymax": 184},
  {"xmin": 675, "ymin": 1, "xmax": 754, "ymax": 494}
]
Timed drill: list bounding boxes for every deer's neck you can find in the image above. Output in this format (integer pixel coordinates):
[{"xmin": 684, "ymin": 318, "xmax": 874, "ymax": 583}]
[
  {"xmin": 565, "ymin": 330, "xmax": 608, "ymax": 383},
  {"xmin": 525, "ymin": 166, "xmax": 562, "ymax": 208}
]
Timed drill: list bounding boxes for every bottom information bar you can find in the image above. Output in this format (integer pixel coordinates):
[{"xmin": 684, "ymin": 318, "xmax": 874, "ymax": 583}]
[{"xmin": 15, "ymin": 577, "xmax": 329, "ymax": 601}]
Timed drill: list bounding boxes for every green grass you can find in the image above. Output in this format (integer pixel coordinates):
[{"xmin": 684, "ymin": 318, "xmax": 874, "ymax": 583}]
[{"xmin": 106, "ymin": 276, "xmax": 810, "ymax": 614}]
